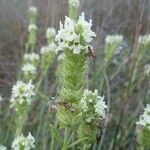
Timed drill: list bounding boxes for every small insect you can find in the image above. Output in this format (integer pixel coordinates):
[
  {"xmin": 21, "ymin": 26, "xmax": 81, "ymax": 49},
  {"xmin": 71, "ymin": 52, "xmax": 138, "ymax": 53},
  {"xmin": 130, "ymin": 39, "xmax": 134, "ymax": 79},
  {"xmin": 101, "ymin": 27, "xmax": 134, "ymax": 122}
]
[
  {"xmin": 59, "ymin": 101, "xmax": 75, "ymax": 112},
  {"xmin": 86, "ymin": 46, "xmax": 96, "ymax": 58}
]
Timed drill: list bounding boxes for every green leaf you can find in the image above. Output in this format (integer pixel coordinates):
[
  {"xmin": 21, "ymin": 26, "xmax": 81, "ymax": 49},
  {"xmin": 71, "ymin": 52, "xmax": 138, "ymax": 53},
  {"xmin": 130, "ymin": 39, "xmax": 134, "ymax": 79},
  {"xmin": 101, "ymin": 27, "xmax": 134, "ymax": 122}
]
[{"xmin": 49, "ymin": 124, "xmax": 62, "ymax": 144}]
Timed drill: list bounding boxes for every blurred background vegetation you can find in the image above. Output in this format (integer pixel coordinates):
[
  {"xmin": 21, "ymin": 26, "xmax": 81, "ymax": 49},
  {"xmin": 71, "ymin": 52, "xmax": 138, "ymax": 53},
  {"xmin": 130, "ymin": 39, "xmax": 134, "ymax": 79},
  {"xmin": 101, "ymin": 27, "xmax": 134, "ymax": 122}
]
[
  {"xmin": 0, "ymin": 0, "xmax": 150, "ymax": 149},
  {"xmin": 0, "ymin": 0, "xmax": 150, "ymax": 98}
]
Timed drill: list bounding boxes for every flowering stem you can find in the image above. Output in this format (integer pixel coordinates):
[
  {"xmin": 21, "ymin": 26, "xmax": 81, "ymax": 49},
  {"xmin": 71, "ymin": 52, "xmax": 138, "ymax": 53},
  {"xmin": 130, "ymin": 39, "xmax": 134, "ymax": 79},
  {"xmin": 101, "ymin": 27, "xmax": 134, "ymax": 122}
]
[
  {"xmin": 50, "ymin": 119, "xmax": 58, "ymax": 150},
  {"xmin": 15, "ymin": 108, "xmax": 28, "ymax": 137},
  {"xmin": 55, "ymin": 12, "xmax": 96, "ymax": 148},
  {"xmin": 98, "ymin": 71, "xmax": 110, "ymax": 149},
  {"xmin": 50, "ymin": 133, "xmax": 55, "ymax": 150}
]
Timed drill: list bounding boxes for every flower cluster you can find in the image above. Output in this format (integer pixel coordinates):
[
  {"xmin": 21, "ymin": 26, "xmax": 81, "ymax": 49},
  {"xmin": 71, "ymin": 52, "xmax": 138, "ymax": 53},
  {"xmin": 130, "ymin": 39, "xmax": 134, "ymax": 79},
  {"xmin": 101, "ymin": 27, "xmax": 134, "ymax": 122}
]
[
  {"xmin": 94, "ymin": 95, "xmax": 107, "ymax": 118},
  {"xmin": 40, "ymin": 46, "xmax": 50, "ymax": 54},
  {"xmin": 22, "ymin": 64, "xmax": 36, "ymax": 75},
  {"xmin": 69, "ymin": 0, "xmax": 80, "ymax": 8},
  {"xmin": 136, "ymin": 104, "xmax": 150, "ymax": 130},
  {"xmin": 29, "ymin": 6, "xmax": 37, "ymax": 15},
  {"xmin": 144, "ymin": 64, "xmax": 150, "ymax": 76},
  {"xmin": 40, "ymin": 43, "xmax": 56, "ymax": 54},
  {"xmin": 12, "ymin": 132, "xmax": 35, "ymax": 150},
  {"xmin": 0, "ymin": 144, "xmax": 7, "ymax": 150},
  {"xmin": 28, "ymin": 24, "xmax": 37, "ymax": 32},
  {"xmin": 24, "ymin": 53, "xmax": 39, "ymax": 63},
  {"xmin": 80, "ymin": 89, "xmax": 107, "ymax": 123},
  {"xmin": 0, "ymin": 95, "xmax": 3, "ymax": 102},
  {"xmin": 40, "ymin": 27, "xmax": 56, "ymax": 69},
  {"xmin": 46, "ymin": 27, "xmax": 56, "ymax": 40},
  {"xmin": 105, "ymin": 35, "xmax": 123, "ymax": 45},
  {"xmin": 139, "ymin": 35, "xmax": 150, "ymax": 46},
  {"xmin": 26, "ymin": 6, "xmax": 38, "ymax": 50},
  {"xmin": 104, "ymin": 34, "xmax": 123, "ymax": 64},
  {"xmin": 10, "ymin": 80, "xmax": 35, "ymax": 110},
  {"xmin": 23, "ymin": 53, "xmax": 39, "ymax": 80},
  {"xmin": 56, "ymin": 12, "xmax": 96, "ymax": 54},
  {"xmin": 77, "ymin": 90, "xmax": 107, "ymax": 143}
]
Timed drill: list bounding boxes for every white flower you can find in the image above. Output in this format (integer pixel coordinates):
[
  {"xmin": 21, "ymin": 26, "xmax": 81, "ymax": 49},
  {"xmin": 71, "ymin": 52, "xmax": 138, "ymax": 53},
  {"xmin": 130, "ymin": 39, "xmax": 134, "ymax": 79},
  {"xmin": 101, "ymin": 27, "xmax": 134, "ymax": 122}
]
[
  {"xmin": 80, "ymin": 89, "xmax": 107, "ymax": 122},
  {"xmin": 58, "ymin": 53, "xmax": 65, "ymax": 61},
  {"xmin": 24, "ymin": 53, "xmax": 39, "ymax": 62},
  {"xmin": 69, "ymin": 0, "xmax": 80, "ymax": 8},
  {"xmin": 46, "ymin": 27, "xmax": 56, "ymax": 39},
  {"xmin": 47, "ymin": 43, "xmax": 57, "ymax": 51},
  {"xmin": 70, "ymin": 43, "xmax": 84, "ymax": 54},
  {"xmin": 56, "ymin": 17, "xmax": 77, "ymax": 42},
  {"xmin": 139, "ymin": 35, "xmax": 150, "ymax": 45},
  {"xmin": 10, "ymin": 80, "xmax": 35, "ymax": 110},
  {"xmin": 94, "ymin": 95, "xmax": 107, "ymax": 119},
  {"xmin": 56, "ymin": 41, "xmax": 69, "ymax": 54},
  {"xmin": 144, "ymin": 64, "xmax": 150, "ymax": 75},
  {"xmin": 22, "ymin": 64, "xmax": 36, "ymax": 75},
  {"xmin": 80, "ymin": 97, "xmax": 88, "ymax": 112},
  {"xmin": 0, "ymin": 95, "xmax": 3, "ymax": 102},
  {"xmin": 12, "ymin": 132, "xmax": 35, "ymax": 150},
  {"xmin": 76, "ymin": 13, "xmax": 96, "ymax": 43},
  {"xmin": 105, "ymin": 35, "xmax": 123, "ymax": 45},
  {"xmin": 136, "ymin": 104, "xmax": 150, "ymax": 130},
  {"xmin": 29, "ymin": 6, "xmax": 37, "ymax": 14},
  {"xmin": 0, "ymin": 144, "xmax": 7, "ymax": 150},
  {"xmin": 40, "ymin": 46, "xmax": 49, "ymax": 54},
  {"xmin": 28, "ymin": 24, "xmax": 37, "ymax": 31},
  {"xmin": 55, "ymin": 13, "xmax": 96, "ymax": 54},
  {"xmin": 40, "ymin": 43, "xmax": 56, "ymax": 54}
]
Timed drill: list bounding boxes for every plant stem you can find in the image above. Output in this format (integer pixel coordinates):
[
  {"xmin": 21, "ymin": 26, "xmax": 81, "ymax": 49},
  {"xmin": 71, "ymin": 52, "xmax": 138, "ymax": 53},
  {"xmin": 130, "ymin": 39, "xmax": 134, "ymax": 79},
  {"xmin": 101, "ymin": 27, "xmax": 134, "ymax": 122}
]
[
  {"xmin": 15, "ymin": 109, "xmax": 28, "ymax": 137},
  {"xmin": 82, "ymin": 144, "xmax": 88, "ymax": 150},
  {"xmin": 62, "ymin": 128, "xmax": 70, "ymax": 150},
  {"xmin": 50, "ymin": 120, "xmax": 58, "ymax": 150},
  {"xmin": 50, "ymin": 134, "xmax": 55, "ymax": 150}
]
